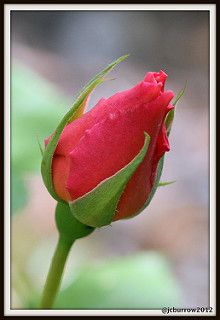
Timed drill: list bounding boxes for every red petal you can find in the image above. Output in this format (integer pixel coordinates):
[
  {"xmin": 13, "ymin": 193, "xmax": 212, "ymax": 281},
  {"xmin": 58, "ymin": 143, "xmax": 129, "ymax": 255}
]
[
  {"xmin": 114, "ymin": 107, "xmax": 172, "ymax": 220},
  {"xmin": 66, "ymin": 90, "xmax": 174, "ymax": 201},
  {"xmin": 144, "ymin": 70, "xmax": 168, "ymax": 92},
  {"xmin": 49, "ymin": 70, "xmax": 174, "ymax": 211}
]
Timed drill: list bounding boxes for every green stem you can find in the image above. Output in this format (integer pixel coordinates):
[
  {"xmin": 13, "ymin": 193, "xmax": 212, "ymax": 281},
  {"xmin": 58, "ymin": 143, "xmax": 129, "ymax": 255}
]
[{"xmin": 40, "ymin": 236, "xmax": 73, "ymax": 309}]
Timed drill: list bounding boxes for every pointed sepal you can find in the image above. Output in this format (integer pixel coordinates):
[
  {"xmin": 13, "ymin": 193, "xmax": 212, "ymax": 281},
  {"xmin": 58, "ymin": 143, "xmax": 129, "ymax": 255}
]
[
  {"xmin": 165, "ymin": 81, "xmax": 187, "ymax": 135},
  {"xmin": 158, "ymin": 180, "xmax": 176, "ymax": 187}
]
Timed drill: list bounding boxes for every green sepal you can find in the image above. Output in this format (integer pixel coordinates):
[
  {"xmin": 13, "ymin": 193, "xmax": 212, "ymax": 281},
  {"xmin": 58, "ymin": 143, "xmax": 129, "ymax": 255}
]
[
  {"xmin": 41, "ymin": 54, "xmax": 129, "ymax": 202},
  {"xmin": 158, "ymin": 180, "xmax": 176, "ymax": 187},
  {"xmin": 138, "ymin": 155, "xmax": 165, "ymax": 214},
  {"xmin": 56, "ymin": 201, "xmax": 94, "ymax": 244},
  {"xmin": 69, "ymin": 133, "xmax": 150, "ymax": 228},
  {"xmin": 165, "ymin": 80, "xmax": 187, "ymax": 134}
]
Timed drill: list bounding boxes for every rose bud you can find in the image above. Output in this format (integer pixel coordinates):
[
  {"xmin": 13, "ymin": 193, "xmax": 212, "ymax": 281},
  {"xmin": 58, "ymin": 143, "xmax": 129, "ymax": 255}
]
[{"xmin": 43, "ymin": 60, "xmax": 174, "ymax": 228}]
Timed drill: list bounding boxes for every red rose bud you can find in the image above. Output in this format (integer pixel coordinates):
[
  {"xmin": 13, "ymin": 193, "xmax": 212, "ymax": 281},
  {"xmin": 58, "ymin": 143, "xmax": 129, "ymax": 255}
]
[{"xmin": 44, "ymin": 60, "xmax": 174, "ymax": 227}]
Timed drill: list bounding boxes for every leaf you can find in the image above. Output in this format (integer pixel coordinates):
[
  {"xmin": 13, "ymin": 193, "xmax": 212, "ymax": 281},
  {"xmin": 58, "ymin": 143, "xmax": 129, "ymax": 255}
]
[
  {"xmin": 55, "ymin": 252, "xmax": 181, "ymax": 309},
  {"xmin": 158, "ymin": 180, "xmax": 176, "ymax": 187},
  {"xmin": 69, "ymin": 133, "xmax": 150, "ymax": 227},
  {"xmin": 41, "ymin": 54, "xmax": 129, "ymax": 202}
]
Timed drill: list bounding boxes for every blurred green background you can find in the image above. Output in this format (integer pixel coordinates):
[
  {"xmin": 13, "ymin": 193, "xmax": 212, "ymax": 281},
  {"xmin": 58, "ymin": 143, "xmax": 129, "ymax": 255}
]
[{"xmin": 11, "ymin": 10, "xmax": 209, "ymax": 309}]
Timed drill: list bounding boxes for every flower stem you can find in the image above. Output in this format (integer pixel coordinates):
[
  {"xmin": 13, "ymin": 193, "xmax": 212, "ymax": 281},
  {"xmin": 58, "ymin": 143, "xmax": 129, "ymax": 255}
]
[{"xmin": 40, "ymin": 236, "xmax": 73, "ymax": 309}]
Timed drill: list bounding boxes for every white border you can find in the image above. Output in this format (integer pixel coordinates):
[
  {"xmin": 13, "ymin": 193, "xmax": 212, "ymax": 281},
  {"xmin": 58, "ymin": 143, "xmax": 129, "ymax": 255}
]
[
  {"xmin": 3, "ymin": 4, "xmax": 217, "ymax": 11},
  {"xmin": 4, "ymin": 3, "xmax": 11, "ymax": 318},
  {"xmin": 209, "ymin": 5, "xmax": 216, "ymax": 312},
  {"xmin": 4, "ymin": 4, "xmax": 216, "ymax": 317}
]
